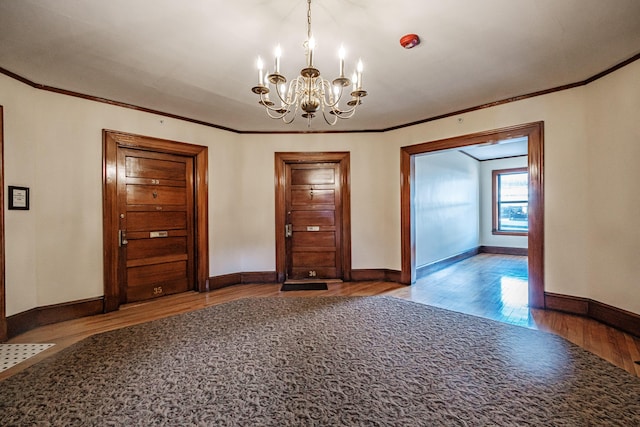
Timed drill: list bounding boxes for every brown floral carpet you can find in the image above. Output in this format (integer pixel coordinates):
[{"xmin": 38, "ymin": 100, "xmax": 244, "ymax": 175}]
[{"xmin": 1, "ymin": 296, "xmax": 639, "ymax": 426}]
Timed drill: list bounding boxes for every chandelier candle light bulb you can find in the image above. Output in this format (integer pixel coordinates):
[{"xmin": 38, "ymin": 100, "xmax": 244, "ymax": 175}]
[
  {"xmin": 250, "ymin": 0, "xmax": 367, "ymax": 126},
  {"xmin": 257, "ymin": 57, "xmax": 264, "ymax": 86},
  {"xmin": 275, "ymin": 45, "xmax": 281, "ymax": 74},
  {"xmin": 308, "ymin": 36, "xmax": 316, "ymax": 67}
]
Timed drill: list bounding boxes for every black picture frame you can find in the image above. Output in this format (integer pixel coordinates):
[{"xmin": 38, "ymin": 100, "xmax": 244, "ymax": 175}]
[{"xmin": 8, "ymin": 186, "xmax": 30, "ymax": 210}]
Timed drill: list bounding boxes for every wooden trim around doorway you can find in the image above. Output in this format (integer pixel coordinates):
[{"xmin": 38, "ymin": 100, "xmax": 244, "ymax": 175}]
[
  {"xmin": 102, "ymin": 130, "xmax": 209, "ymax": 312},
  {"xmin": 0, "ymin": 106, "xmax": 6, "ymax": 341},
  {"xmin": 400, "ymin": 122, "xmax": 545, "ymax": 308},
  {"xmin": 274, "ymin": 152, "xmax": 352, "ymax": 283}
]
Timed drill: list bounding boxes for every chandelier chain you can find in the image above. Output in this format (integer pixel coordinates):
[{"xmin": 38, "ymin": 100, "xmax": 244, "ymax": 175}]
[{"xmin": 307, "ymin": 0, "xmax": 312, "ymax": 40}]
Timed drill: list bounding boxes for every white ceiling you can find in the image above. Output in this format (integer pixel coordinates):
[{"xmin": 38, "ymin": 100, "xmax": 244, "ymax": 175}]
[
  {"xmin": 460, "ymin": 136, "xmax": 528, "ymax": 161},
  {"xmin": 1, "ymin": 0, "xmax": 639, "ymax": 133}
]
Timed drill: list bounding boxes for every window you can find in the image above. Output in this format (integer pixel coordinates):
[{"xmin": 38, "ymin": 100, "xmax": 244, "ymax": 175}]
[{"xmin": 492, "ymin": 167, "xmax": 528, "ymax": 235}]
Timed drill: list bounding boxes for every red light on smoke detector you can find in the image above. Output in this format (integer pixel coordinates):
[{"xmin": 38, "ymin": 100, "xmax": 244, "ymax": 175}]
[{"xmin": 400, "ymin": 34, "xmax": 420, "ymax": 49}]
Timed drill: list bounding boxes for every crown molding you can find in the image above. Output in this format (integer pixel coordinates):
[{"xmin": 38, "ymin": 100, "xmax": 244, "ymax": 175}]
[{"xmin": 1, "ymin": 52, "xmax": 639, "ymax": 135}]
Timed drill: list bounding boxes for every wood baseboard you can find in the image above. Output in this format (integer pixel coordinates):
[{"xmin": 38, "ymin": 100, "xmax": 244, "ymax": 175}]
[
  {"xmin": 350, "ymin": 269, "xmax": 403, "ymax": 283},
  {"xmin": 208, "ymin": 271, "xmax": 278, "ymax": 290},
  {"xmin": 6, "ymin": 297, "xmax": 104, "ymax": 339},
  {"xmin": 209, "ymin": 270, "xmax": 405, "ymax": 288},
  {"xmin": 479, "ymin": 246, "xmax": 528, "ymax": 256},
  {"xmin": 545, "ymin": 292, "xmax": 640, "ymax": 337},
  {"xmin": 416, "ymin": 248, "xmax": 479, "ymax": 279},
  {"xmin": 5, "ymin": 281, "xmax": 637, "ymax": 341}
]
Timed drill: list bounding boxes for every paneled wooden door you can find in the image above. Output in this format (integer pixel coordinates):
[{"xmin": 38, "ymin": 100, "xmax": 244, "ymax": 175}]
[
  {"xmin": 286, "ymin": 163, "xmax": 342, "ymax": 280},
  {"xmin": 117, "ymin": 148, "xmax": 195, "ymax": 303},
  {"xmin": 275, "ymin": 152, "xmax": 351, "ymax": 283}
]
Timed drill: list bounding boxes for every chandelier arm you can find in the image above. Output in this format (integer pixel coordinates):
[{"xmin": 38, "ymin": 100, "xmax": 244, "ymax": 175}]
[
  {"xmin": 320, "ymin": 108, "xmax": 339, "ymax": 126},
  {"xmin": 333, "ymin": 107, "xmax": 358, "ymax": 119},
  {"xmin": 329, "ymin": 99, "xmax": 360, "ymax": 116},
  {"xmin": 259, "ymin": 92, "xmax": 293, "ymax": 114},
  {"xmin": 281, "ymin": 102, "xmax": 299, "ymax": 124},
  {"xmin": 318, "ymin": 78, "xmax": 344, "ymax": 109},
  {"xmin": 272, "ymin": 80, "xmax": 298, "ymax": 108}
]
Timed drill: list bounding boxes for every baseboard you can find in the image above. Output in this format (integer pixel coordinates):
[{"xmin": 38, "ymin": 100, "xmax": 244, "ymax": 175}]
[
  {"xmin": 208, "ymin": 271, "xmax": 278, "ymax": 290},
  {"xmin": 6, "ymin": 297, "xmax": 104, "ymax": 339},
  {"xmin": 416, "ymin": 248, "xmax": 480, "ymax": 279},
  {"xmin": 209, "ymin": 269, "xmax": 405, "ymax": 287},
  {"xmin": 544, "ymin": 293, "xmax": 589, "ymax": 315},
  {"xmin": 479, "ymin": 246, "xmax": 528, "ymax": 256},
  {"xmin": 5, "ymin": 279, "xmax": 636, "ymax": 341},
  {"xmin": 545, "ymin": 292, "xmax": 640, "ymax": 337},
  {"xmin": 350, "ymin": 269, "xmax": 402, "ymax": 283},
  {"xmin": 589, "ymin": 300, "xmax": 640, "ymax": 338}
]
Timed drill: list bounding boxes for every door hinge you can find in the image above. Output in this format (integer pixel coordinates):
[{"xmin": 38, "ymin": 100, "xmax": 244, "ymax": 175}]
[{"xmin": 285, "ymin": 223, "xmax": 293, "ymax": 238}]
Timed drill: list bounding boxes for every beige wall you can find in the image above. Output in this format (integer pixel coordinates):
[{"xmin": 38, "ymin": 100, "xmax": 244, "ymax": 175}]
[
  {"xmin": 414, "ymin": 150, "xmax": 480, "ymax": 267},
  {"xmin": 1, "ymin": 58, "xmax": 638, "ymax": 316},
  {"xmin": 584, "ymin": 60, "xmax": 640, "ymax": 312}
]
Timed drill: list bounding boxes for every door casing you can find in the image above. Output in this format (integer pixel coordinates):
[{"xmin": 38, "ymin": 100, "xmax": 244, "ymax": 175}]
[
  {"xmin": 103, "ymin": 130, "xmax": 209, "ymax": 312},
  {"xmin": 400, "ymin": 121, "xmax": 544, "ymax": 308},
  {"xmin": 275, "ymin": 152, "xmax": 351, "ymax": 283},
  {"xmin": 0, "ymin": 106, "xmax": 6, "ymax": 341}
]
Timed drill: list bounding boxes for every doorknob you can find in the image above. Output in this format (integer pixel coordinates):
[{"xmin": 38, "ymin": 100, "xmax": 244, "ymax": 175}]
[{"xmin": 285, "ymin": 224, "xmax": 293, "ymax": 238}]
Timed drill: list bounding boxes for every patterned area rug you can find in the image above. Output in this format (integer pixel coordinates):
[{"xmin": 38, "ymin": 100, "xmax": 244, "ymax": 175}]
[{"xmin": 1, "ymin": 297, "xmax": 639, "ymax": 426}]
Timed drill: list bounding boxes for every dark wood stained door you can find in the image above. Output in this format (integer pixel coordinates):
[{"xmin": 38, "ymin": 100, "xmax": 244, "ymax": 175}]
[
  {"xmin": 117, "ymin": 148, "xmax": 195, "ymax": 303},
  {"xmin": 286, "ymin": 163, "xmax": 342, "ymax": 280}
]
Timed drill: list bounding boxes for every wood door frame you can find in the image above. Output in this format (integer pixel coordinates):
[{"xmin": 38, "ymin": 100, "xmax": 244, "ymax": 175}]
[
  {"xmin": 103, "ymin": 130, "xmax": 209, "ymax": 312},
  {"xmin": 275, "ymin": 152, "xmax": 351, "ymax": 283},
  {"xmin": 0, "ymin": 106, "xmax": 6, "ymax": 340},
  {"xmin": 400, "ymin": 121, "xmax": 545, "ymax": 308}
]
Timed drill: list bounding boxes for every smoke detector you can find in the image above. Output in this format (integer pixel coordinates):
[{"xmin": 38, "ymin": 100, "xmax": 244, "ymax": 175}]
[{"xmin": 400, "ymin": 34, "xmax": 420, "ymax": 49}]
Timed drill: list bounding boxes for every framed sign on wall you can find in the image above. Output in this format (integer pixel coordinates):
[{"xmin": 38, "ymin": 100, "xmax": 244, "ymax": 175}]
[{"xmin": 8, "ymin": 186, "xmax": 29, "ymax": 210}]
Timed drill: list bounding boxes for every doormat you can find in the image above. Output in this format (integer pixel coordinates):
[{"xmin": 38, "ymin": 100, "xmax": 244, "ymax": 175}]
[
  {"xmin": 281, "ymin": 282, "xmax": 329, "ymax": 291},
  {"xmin": 0, "ymin": 343, "xmax": 55, "ymax": 372}
]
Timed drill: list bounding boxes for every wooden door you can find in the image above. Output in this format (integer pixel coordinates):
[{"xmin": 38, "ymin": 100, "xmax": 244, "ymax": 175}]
[
  {"xmin": 285, "ymin": 163, "xmax": 342, "ymax": 280},
  {"xmin": 117, "ymin": 148, "xmax": 195, "ymax": 303}
]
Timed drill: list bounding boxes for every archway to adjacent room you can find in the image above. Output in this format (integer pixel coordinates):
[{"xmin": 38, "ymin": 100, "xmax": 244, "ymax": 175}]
[{"xmin": 400, "ymin": 122, "xmax": 545, "ymax": 308}]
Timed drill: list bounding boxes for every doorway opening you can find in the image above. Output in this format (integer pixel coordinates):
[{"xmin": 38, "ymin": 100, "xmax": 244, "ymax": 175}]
[{"xmin": 400, "ymin": 122, "xmax": 544, "ymax": 308}]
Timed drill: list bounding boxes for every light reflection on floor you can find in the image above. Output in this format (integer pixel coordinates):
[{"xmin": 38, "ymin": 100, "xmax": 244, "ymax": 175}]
[
  {"xmin": 399, "ymin": 254, "xmax": 535, "ymax": 328},
  {"xmin": 499, "ymin": 276, "xmax": 530, "ymax": 326}
]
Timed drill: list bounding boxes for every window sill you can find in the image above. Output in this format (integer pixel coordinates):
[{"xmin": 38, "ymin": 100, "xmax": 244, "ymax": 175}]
[{"xmin": 492, "ymin": 230, "xmax": 528, "ymax": 237}]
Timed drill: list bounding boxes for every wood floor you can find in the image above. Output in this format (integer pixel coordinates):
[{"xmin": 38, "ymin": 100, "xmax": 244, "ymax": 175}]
[{"xmin": 2, "ymin": 254, "xmax": 639, "ymax": 381}]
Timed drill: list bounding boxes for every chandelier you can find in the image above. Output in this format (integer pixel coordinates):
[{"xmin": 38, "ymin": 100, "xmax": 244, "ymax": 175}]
[{"xmin": 251, "ymin": 0, "xmax": 368, "ymax": 126}]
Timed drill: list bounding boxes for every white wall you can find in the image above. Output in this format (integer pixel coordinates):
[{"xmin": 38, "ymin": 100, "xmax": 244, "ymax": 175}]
[
  {"xmin": 584, "ymin": 60, "xmax": 640, "ymax": 312},
  {"xmin": 1, "ymin": 74, "xmax": 239, "ymax": 315},
  {"xmin": 479, "ymin": 156, "xmax": 529, "ymax": 248},
  {"xmin": 1, "ymin": 58, "xmax": 639, "ymax": 316},
  {"xmin": 414, "ymin": 150, "xmax": 479, "ymax": 267}
]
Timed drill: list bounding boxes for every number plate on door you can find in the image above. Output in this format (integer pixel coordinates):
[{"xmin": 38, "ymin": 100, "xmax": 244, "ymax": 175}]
[
  {"xmin": 149, "ymin": 231, "xmax": 169, "ymax": 238},
  {"xmin": 306, "ymin": 226, "xmax": 320, "ymax": 231}
]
